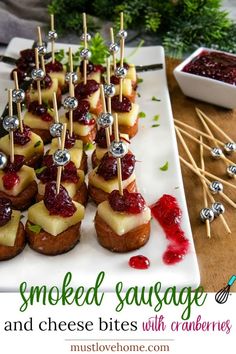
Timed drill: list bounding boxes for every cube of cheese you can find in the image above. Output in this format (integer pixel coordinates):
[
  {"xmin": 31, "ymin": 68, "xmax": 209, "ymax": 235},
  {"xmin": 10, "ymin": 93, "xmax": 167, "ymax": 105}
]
[
  {"xmin": 126, "ymin": 64, "xmax": 137, "ymax": 82},
  {"xmin": 60, "ymin": 114, "xmax": 94, "ymax": 137},
  {"xmin": 49, "ymin": 71, "xmax": 66, "ymax": 87},
  {"xmin": 28, "ymin": 200, "xmax": 85, "ymax": 236},
  {"xmin": 49, "ymin": 138, "xmax": 83, "ymax": 169},
  {"xmin": 28, "ymin": 78, "xmax": 58, "ymax": 103},
  {"xmin": 95, "ymin": 133, "xmax": 130, "ymax": 161},
  {"xmin": 77, "ymin": 70, "xmax": 101, "ymax": 84},
  {"xmin": 113, "ymin": 103, "xmax": 139, "ymax": 127},
  {"xmin": 115, "ymin": 78, "xmax": 133, "ymax": 97},
  {"xmin": 24, "ymin": 111, "xmax": 54, "ymax": 130},
  {"xmin": 0, "ymin": 210, "xmax": 21, "ymax": 246},
  {"xmin": 97, "ymin": 201, "xmax": 151, "ymax": 235},
  {"xmin": 0, "ymin": 166, "xmax": 36, "ymax": 196}
]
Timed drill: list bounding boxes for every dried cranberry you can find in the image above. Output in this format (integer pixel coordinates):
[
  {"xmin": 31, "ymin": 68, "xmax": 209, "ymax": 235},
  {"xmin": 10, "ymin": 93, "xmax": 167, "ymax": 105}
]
[
  {"xmin": 41, "ymin": 113, "xmax": 53, "ymax": 122},
  {"xmin": 65, "ymin": 130, "xmax": 76, "ymax": 149},
  {"xmin": 4, "ymin": 155, "xmax": 25, "ymax": 173},
  {"xmin": 110, "ymin": 75, "xmax": 120, "ymax": 85},
  {"xmin": 109, "ymin": 189, "xmax": 145, "ymax": 214},
  {"xmin": 32, "ymin": 74, "xmax": 52, "ymax": 90},
  {"xmin": 93, "ymin": 64, "xmax": 105, "ymax": 73},
  {"xmin": 111, "ymin": 95, "xmax": 132, "ymax": 112},
  {"xmin": 79, "ymin": 60, "xmax": 94, "ymax": 75},
  {"xmin": 97, "ymin": 153, "xmax": 135, "ymax": 180},
  {"xmin": 44, "ymin": 181, "xmax": 76, "ymax": 217},
  {"xmin": 20, "ymin": 48, "xmax": 35, "ymax": 63},
  {"xmin": 75, "ymin": 80, "xmax": 99, "ymax": 99},
  {"xmin": 62, "ymin": 162, "xmax": 79, "ymax": 183},
  {"xmin": 0, "ymin": 197, "xmax": 12, "ymax": 226},
  {"xmin": 28, "ymin": 101, "xmax": 47, "ymax": 116},
  {"xmin": 45, "ymin": 60, "xmax": 63, "ymax": 73},
  {"xmin": 14, "ymin": 125, "xmax": 31, "ymax": 145},
  {"xmin": 129, "ymin": 255, "xmax": 150, "ymax": 270},
  {"xmin": 117, "ymin": 62, "xmax": 129, "ymax": 70},
  {"xmin": 10, "ymin": 68, "xmax": 27, "ymax": 84},
  {"xmin": 65, "ymin": 101, "xmax": 94, "ymax": 125},
  {"xmin": 2, "ymin": 172, "xmax": 20, "ymax": 190}
]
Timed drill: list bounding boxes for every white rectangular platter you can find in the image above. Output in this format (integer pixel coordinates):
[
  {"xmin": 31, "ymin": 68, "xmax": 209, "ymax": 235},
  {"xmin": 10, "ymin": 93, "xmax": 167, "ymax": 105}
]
[{"xmin": 0, "ymin": 37, "xmax": 200, "ymax": 292}]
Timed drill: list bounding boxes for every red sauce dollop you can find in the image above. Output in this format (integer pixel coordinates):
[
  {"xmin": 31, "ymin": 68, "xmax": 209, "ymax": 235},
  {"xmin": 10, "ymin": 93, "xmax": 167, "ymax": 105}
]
[
  {"xmin": 97, "ymin": 152, "xmax": 135, "ymax": 181},
  {"xmin": 111, "ymin": 95, "xmax": 132, "ymax": 112},
  {"xmin": 75, "ymin": 80, "xmax": 99, "ymax": 99},
  {"xmin": 45, "ymin": 60, "xmax": 63, "ymax": 73},
  {"xmin": 183, "ymin": 50, "xmax": 236, "ymax": 85},
  {"xmin": 129, "ymin": 255, "xmax": 150, "ymax": 270},
  {"xmin": 151, "ymin": 194, "xmax": 190, "ymax": 265},
  {"xmin": 2, "ymin": 172, "xmax": 20, "ymax": 190},
  {"xmin": 44, "ymin": 181, "xmax": 76, "ymax": 217},
  {"xmin": 108, "ymin": 189, "xmax": 145, "ymax": 214}
]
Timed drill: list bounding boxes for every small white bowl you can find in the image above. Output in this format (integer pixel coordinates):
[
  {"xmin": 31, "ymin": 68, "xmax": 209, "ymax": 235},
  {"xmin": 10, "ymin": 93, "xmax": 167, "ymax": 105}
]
[{"xmin": 174, "ymin": 47, "xmax": 236, "ymax": 109}]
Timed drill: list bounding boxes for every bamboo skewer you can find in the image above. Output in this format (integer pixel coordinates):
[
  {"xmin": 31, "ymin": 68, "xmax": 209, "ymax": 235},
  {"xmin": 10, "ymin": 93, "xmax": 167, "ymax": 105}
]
[
  {"xmin": 176, "ymin": 128, "xmax": 232, "ymax": 233},
  {"xmin": 56, "ymin": 123, "xmax": 67, "ymax": 195},
  {"xmin": 199, "ymin": 136, "xmax": 211, "ymax": 238},
  {"xmin": 82, "ymin": 13, "xmax": 87, "ymax": 85},
  {"xmin": 119, "ymin": 13, "xmax": 125, "ymax": 103},
  {"xmin": 8, "ymin": 89, "xmax": 15, "ymax": 164},
  {"xmin": 196, "ymin": 107, "xmax": 234, "ymax": 143},
  {"xmin": 53, "ymin": 92, "xmax": 61, "ymax": 148},
  {"xmin": 50, "ymin": 14, "xmax": 55, "ymax": 64},
  {"xmin": 13, "ymin": 71, "xmax": 23, "ymax": 133},
  {"xmin": 114, "ymin": 113, "xmax": 123, "ymax": 196},
  {"xmin": 69, "ymin": 75, "xmax": 74, "ymax": 138},
  {"xmin": 100, "ymin": 84, "xmax": 111, "ymax": 147},
  {"xmin": 34, "ymin": 48, "xmax": 42, "ymax": 105},
  {"xmin": 110, "ymin": 28, "xmax": 116, "ymax": 71},
  {"xmin": 37, "ymin": 26, "xmax": 45, "ymax": 72},
  {"xmin": 176, "ymin": 126, "xmax": 235, "ymax": 166},
  {"xmin": 174, "ymin": 119, "xmax": 224, "ymax": 147},
  {"xmin": 106, "ymin": 57, "xmax": 112, "ymax": 114}
]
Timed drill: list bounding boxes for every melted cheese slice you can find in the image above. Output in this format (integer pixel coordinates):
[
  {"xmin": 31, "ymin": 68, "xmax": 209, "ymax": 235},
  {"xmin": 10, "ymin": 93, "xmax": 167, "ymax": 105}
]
[
  {"xmin": 97, "ymin": 201, "xmax": 151, "ymax": 235},
  {"xmin": 49, "ymin": 138, "xmax": 83, "ymax": 168},
  {"xmin": 24, "ymin": 111, "xmax": 54, "ymax": 130},
  {"xmin": 38, "ymin": 170, "xmax": 84, "ymax": 198},
  {"xmin": 0, "ymin": 210, "xmax": 21, "ymax": 246},
  {"xmin": 113, "ymin": 103, "xmax": 139, "ymax": 127},
  {"xmin": 89, "ymin": 168, "xmax": 135, "ymax": 194},
  {"xmin": 28, "ymin": 200, "xmax": 85, "ymax": 236},
  {"xmin": 0, "ymin": 132, "xmax": 43, "ymax": 159},
  {"xmin": 0, "ymin": 166, "xmax": 36, "ymax": 196},
  {"xmin": 28, "ymin": 78, "xmax": 58, "ymax": 102}
]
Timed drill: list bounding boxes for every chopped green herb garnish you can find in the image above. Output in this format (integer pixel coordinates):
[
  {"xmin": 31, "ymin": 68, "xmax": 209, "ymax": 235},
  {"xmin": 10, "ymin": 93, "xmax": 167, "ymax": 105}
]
[
  {"xmin": 28, "ymin": 224, "xmax": 42, "ymax": 234},
  {"xmin": 153, "ymin": 114, "xmax": 160, "ymax": 121},
  {"xmin": 34, "ymin": 141, "xmax": 41, "ymax": 148},
  {"xmin": 152, "ymin": 124, "xmax": 160, "ymax": 128},
  {"xmin": 137, "ymin": 92, "xmax": 141, "ymax": 98},
  {"xmin": 174, "ymin": 186, "xmax": 180, "ymax": 190},
  {"xmin": 137, "ymin": 78, "xmax": 143, "ymax": 84},
  {"xmin": 84, "ymin": 142, "xmax": 95, "ymax": 151},
  {"xmin": 20, "ymin": 215, "xmax": 24, "ymax": 220},
  {"xmin": 160, "ymin": 161, "xmax": 169, "ymax": 171},
  {"xmin": 35, "ymin": 166, "xmax": 47, "ymax": 174},
  {"xmin": 138, "ymin": 112, "xmax": 146, "ymax": 118},
  {"xmin": 152, "ymin": 96, "xmax": 161, "ymax": 102}
]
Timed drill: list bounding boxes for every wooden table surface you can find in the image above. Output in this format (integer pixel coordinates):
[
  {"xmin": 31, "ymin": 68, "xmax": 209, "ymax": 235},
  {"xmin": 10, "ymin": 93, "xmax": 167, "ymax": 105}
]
[{"xmin": 166, "ymin": 58, "xmax": 236, "ymax": 292}]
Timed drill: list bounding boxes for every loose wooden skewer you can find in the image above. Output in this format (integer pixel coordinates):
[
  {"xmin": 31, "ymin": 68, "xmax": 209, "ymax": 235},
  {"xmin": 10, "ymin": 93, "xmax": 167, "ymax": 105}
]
[
  {"xmin": 37, "ymin": 26, "xmax": 45, "ymax": 72},
  {"xmin": 56, "ymin": 123, "xmax": 67, "ymax": 195},
  {"xmin": 50, "ymin": 14, "xmax": 55, "ymax": 64},
  {"xmin": 34, "ymin": 48, "xmax": 42, "ymax": 105},
  {"xmin": 110, "ymin": 27, "xmax": 116, "ymax": 71},
  {"xmin": 83, "ymin": 12, "xmax": 87, "ymax": 85},
  {"xmin": 196, "ymin": 108, "xmax": 231, "ymax": 172},
  {"xmin": 176, "ymin": 126, "xmax": 235, "ymax": 166},
  {"xmin": 114, "ymin": 113, "xmax": 123, "ymax": 195},
  {"xmin": 8, "ymin": 89, "xmax": 15, "ymax": 164},
  {"xmin": 199, "ymin": 136, "xmax": 211, "ymax": 238},
  {"xmin": 13, "ymin": 71, "xmax": 23, "ymax": 133},
  {"xmin": 100, "ymin": 84, "xmax": 111, "ymax": 147},
  {"xmin": 53, "ymin": 92, "xmax": 61, "ymax": 148},
  {"xmin": 119, "ymin": 13, "xmax": 125, "ymax": 103},
  {"xmin": 174, "ymin": 119, "xmax": 224, "ymax": 147},
  {"xmin": 196, "ymin": 107, "xmax": 234, "ymax": 143},
  {"xmin": 177, "ymin": 129, "xmax": 231, "ymax": 233}
]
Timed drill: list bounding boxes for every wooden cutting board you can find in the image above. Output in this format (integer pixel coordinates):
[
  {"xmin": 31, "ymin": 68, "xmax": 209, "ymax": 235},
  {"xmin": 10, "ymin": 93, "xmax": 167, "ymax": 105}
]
[{"xmin": 166, "ymin": 58, "xmax": 236, "ymax": 292}]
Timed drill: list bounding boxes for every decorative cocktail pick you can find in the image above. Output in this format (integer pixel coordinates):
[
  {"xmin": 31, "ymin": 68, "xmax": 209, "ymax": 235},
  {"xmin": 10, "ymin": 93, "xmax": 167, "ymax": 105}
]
[
  {"xmin": 196, "ymin": 108, "xmax": 236, "ymax": 155},
  {"xmin": 65, "ymin": 47, "xmax": 78, "ymax": 85},
  {"xmin": 53, "ymin": 123, "xmax": 70, "ymax": 194},
  {"xmin": 48, "ymin": 14, "xmax": 58, "ymax": 64},
  {"xmin": 12, "ymin": 71, "xmax": 25, "ymax": 133},
  {"xmin": 109, "ymin": 27, "xmax": 119, "ymax": 71},
  {"xmin": 97, "ymin": 84, "xmax": 114, "ymax": 148},
  {"xmin": 109, "ymin": 113, "xmax": 128, "ymax": 195},
  {"xmin": 31, "ymin": 47, "xmax": 45, "ymax": 105},
  {"xmin": 115, "ymin": 12, "xmax": 127, "ymax": 103},
  {"xmin": 50, "ymin": 92, "xmax": 63, "ymax": 148},
  {"xmin": 104, "ymin": 57, "xmax": 115, "ymax": 113},
  {"xmin": 2, "ymin": 89, "xmax": 20, "ymax": 163},
  {"xmin": 80, "ymin": 13, "xmax": 92, "ymax": 86},
  {"xmin": 37, "ymin": 26, "xmax": 46, "ymax": 72},
  {"xmin": 0, "ymin": 152, "xmax": 7, "ymax": 170}
]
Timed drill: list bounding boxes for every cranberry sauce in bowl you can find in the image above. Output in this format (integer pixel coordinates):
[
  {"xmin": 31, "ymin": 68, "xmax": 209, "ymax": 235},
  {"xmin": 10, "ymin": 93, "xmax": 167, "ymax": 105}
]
[{"xmin": 183, "ymin": 50, "xmax": 236, "ymax": 85}]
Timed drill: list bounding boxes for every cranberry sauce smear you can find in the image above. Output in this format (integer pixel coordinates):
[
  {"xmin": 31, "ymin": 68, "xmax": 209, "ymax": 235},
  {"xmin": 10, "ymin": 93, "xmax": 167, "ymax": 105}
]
[
  {"xmin": 75, "ymin": 80, "xmax": 99, "ymax": 99},
  {"xmin": 32, "ymin": 74, "xmax": 52, "ymax": 90},
  {"xmin": 111, "ymin": 95, "xmax": 132, "ymax": 112},
  {"xmin": 14, "ymin": 125, "xmax": 31, "ymax": 145},
  {"xmin": 183, "ymin": 50, "xmax": 236, "ymax": 85},
  {"xmin": 129, "ymin": 255, "xmax": 150, "ymax": 270},
  {"xmin": 4, "ymin": 155, "xmax": 25, "ymax": 173},
  {"xmin": 151, "ymin": 194, "xmax": 189, "ymax": 265},
  {"xmin": 0, "ymin": 197, "xmax": 12, "ymax": 227},
  {"xmin": 109, "ymin": 189, "xmax": 145, "ymax": 214},
  {"xmin": 44, "ymin": 181, "xmax": 76, "ymax": 217},
  {"xmin": 2, "ymin": 173, "xmax": 20, "ymax": 190},
  {"xmin": 97, "ymin": 152, "xmax": 135, "ymax": 180},
  {"xmin": 45, "ymin": 60, "xmax": 63, "ymax": 73}
]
